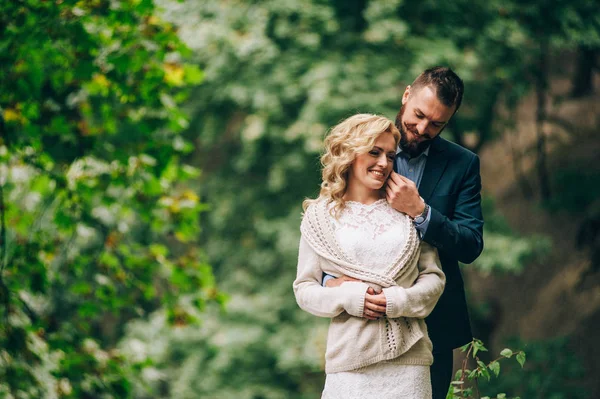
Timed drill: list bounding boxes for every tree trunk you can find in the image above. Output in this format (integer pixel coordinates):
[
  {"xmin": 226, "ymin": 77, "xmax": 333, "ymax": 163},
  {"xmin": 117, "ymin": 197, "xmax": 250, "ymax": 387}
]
[
  {"xmin": 571, "ymin": 46, "xmax": 597, "ymax": 98},
  {"xmin": 447, "ymin": 117, "xmax": 465, "ymax": 148},
  {"xmin": 509, "ymin": 129, "xmax": 533, "ymax": 199},
  {"xmin": 472, "ymin": 81, "xmax": 503, "ymax": 154},
  {"xmin": 535, "ymin": 41, "xmax": 552, "ymax": 201}
]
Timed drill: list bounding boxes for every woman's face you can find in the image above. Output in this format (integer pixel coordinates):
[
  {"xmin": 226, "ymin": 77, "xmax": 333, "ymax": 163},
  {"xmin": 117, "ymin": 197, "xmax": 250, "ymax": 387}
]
[{"xmin": 348, "ymin": 132, "xmax": 397, "ymax": 192}]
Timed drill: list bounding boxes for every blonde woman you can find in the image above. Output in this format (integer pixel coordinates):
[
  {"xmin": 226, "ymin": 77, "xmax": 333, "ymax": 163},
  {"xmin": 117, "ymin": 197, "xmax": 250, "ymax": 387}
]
[{"xmin": 293, "ymin": 114, "xmax": 445, "ymax": 398}]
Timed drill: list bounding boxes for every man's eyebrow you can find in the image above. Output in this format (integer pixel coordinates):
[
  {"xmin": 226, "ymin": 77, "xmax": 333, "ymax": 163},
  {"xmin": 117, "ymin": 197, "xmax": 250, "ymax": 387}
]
[{"xmin": 415, "ymin": 107, "xmax": 448, "ymax": 125}]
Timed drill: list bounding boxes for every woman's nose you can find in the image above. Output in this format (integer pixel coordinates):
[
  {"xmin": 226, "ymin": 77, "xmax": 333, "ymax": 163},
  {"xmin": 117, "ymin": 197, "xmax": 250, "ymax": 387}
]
[{"xmin": 377, "ymin": 154, "xmax": 389, "ymax": 166}]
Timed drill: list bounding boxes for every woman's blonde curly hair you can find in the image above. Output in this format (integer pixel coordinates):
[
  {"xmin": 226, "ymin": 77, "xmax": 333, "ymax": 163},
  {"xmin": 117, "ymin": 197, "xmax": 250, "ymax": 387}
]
[{"xmin": 303, "ymin": 113, "xmax": 400, "ymax": 217}]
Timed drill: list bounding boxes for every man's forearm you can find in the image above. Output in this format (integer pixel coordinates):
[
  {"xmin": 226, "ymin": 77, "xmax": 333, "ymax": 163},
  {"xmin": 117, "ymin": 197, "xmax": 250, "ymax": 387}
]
[{"xmin": 423, "ymin": 206, "xmax": 483, "ymax": 264}]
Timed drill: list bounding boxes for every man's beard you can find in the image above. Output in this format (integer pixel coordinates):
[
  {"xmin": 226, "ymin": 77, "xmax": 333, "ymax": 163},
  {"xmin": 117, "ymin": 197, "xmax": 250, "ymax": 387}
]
[{"xmin": 395, "ymin": 105, "xmax": 434, "ymax": 158}]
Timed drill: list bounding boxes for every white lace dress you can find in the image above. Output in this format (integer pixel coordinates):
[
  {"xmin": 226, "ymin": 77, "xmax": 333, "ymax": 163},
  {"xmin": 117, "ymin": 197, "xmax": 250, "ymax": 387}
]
[{"xmin": 321, "ymin": 199, "xmax": 432, "ymax": 399}]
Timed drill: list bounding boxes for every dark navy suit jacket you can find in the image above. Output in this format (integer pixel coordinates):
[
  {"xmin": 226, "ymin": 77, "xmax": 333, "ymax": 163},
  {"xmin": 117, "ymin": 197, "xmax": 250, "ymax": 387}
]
[{"xmin": 413, "ymin": 136, "xmax": 484, "ymax": 352}]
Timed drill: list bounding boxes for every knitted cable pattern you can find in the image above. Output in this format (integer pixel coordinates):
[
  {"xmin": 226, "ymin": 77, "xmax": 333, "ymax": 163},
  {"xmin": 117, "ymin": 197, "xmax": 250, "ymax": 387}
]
[
  {"xmin": 300, "ymin": 199, "xmax": 420, "ymax": 288},
  {"xmin": 300, "ymin": 198, "xmax": 428, "ymax": 369}
]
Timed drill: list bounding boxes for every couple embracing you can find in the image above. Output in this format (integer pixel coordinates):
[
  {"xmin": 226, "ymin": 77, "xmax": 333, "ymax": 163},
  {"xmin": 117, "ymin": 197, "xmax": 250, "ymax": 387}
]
[{"xmin": 293, "ymin": 67, "xmax": 484, "ymax": 399}]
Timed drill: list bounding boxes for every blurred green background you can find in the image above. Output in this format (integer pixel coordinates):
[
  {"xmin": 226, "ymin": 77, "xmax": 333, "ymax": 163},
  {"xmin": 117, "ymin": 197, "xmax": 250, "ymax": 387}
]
[{"xmin": 1, "ymin": 0, "xmax": 599, "ymax": 398}]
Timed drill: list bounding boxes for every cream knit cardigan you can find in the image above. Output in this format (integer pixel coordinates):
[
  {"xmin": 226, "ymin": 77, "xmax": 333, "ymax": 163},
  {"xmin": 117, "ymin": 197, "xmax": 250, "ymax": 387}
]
[{"xmin": 293, "ymin": 199, "xmax": 446, "ymax": 373}]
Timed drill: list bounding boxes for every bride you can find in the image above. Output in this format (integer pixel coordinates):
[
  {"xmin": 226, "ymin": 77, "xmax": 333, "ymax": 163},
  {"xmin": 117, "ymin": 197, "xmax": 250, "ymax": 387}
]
[{"xmin": 293, "ymin": 113, "xmax": 445, "ymax": 398}]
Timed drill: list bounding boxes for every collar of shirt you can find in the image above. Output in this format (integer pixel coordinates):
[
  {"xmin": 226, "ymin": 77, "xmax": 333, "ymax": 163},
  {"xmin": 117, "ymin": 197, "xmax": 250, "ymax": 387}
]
[{"xmin": 396, "ymin": 145, "xmax": 430, "ymax": 159}]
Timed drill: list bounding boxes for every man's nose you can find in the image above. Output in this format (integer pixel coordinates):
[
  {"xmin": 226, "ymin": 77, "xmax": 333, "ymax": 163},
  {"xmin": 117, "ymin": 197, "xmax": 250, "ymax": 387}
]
[{"xmin": 416, "ymin": 120, "xmax": 430, "ymax": 136}]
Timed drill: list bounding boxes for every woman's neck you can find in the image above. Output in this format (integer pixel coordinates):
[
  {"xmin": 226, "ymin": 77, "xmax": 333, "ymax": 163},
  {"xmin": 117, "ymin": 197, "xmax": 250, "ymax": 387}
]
[{"xmin": 343, "ymin": 184, "xmax": 383, "ymax": 205}]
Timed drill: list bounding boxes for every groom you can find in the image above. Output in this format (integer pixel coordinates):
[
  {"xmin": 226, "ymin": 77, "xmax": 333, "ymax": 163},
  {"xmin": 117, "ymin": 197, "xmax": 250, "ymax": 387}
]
[{"xmin": 325, "ymin": 66, "xmax": 484, "ymax": 399}]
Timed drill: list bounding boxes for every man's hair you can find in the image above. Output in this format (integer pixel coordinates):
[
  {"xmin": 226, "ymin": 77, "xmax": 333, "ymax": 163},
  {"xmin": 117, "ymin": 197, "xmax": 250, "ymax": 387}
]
[{"xmin": 410, "ymin": 66, "xmax": 464, "ymax": 113}]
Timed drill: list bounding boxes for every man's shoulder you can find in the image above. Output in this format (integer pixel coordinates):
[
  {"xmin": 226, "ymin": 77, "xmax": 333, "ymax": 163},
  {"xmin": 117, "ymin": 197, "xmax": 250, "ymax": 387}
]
[{"xmin": 434, "ymin": 137, "xmax": 478, "ymax": 161}]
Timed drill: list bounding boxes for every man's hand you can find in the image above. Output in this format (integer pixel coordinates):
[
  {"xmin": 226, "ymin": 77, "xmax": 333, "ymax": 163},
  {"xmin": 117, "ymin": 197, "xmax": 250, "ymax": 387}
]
[
  {"xmin": 386, "ymin": 172, "xmax": 425, "ymax": 218},
  {"xmin": 363, "ymin": 287, "xmax": 386, "ymax": 320},
  {"xmin": 324, "ymin": 275, "xmax": 360, "ymax": 288}
]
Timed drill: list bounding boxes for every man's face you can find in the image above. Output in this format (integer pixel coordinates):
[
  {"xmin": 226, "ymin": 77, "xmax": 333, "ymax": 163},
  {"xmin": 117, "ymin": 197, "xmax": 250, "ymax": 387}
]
[{"xmin": 395, "ymin": 85, "xmax": 456, "ymax": 157}]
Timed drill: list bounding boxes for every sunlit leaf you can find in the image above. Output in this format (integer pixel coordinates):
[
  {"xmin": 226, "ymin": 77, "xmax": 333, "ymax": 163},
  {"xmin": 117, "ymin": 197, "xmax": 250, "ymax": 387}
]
[
  {"xmin": 489, "ymin": 360, "xmax": 500, "ymax": 377},
  {"xmin": 500, "ymin": 348, "xmax": 513, "ymax": 358}
]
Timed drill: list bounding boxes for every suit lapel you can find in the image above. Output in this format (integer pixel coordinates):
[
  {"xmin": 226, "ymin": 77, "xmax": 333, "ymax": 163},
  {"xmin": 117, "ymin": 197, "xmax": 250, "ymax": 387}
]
[{"xmin": 419, "ymin": 137, "xmax": 448, "ymax": 202}]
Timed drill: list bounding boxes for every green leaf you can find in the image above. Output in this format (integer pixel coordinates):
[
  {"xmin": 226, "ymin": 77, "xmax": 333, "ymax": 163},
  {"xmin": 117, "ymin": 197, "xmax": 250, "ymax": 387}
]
[
  {"xmin": 517, "ymin": 351, "xmax": 526, "ymax": 367},
  {"xmin": 77, "ymin": 302, "xmax": 101, "ymax": 318},
  {"xmin": 55, "ymin": 208, "xmax": 74, "ymax": 230},
  {"xmin": 477, "ymin": 360, "xmax": 491, "ymax": 381},
  {"xmin": 497, "ymin": 394, "xmax": 506, "ymax": 399},
  {"xmin": 454, "ymin": 369, "xmax": 464, "ymax": 380},
  {"xmin": 184, "ymin": 64, "xmax": 204, "ymax": 85},
  {"xmin": 100, "ymin": 251, "xmax": 120, "ymax": 268},
  {"xmin": 473, "ymin": 339, "xmax": 488, "ymax": 357},
  {"xmin": 489, "ymin": 360, "xmax": 500, "ymax": 377},
  {"xmin": 500, "ymin": 348, "xmax": 513, "ymax": 358},
  {"xmin": 181, "ymin": 164, "xmax": 202, "ymax": 179},
  {"xmin": 71, "ymin": 281, "xmax": 93, "ymax": 295},
  {"xmin": 149, "ymin": 243, "xmax": 169, "ymax": 258}
]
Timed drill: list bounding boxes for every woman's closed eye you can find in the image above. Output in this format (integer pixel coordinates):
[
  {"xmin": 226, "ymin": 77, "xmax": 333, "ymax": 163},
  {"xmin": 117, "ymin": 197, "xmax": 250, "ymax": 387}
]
[{"xmin": 369, "ymin": 149, "xmax": 395, "ymax": 161}]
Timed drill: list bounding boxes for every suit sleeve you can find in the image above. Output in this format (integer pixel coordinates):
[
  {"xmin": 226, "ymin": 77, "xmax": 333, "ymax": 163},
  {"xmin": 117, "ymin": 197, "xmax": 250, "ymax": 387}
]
[
  {"xmin": 382, "ymin": 242, "xmax": 445, "ymax": 318},
  {"xmin": 293, "ymin": 236, "xmax": 369, "ymax": 318},
  {"xmin": 423, "ymin": 154, "xmax": 484, "ymax": 264}
]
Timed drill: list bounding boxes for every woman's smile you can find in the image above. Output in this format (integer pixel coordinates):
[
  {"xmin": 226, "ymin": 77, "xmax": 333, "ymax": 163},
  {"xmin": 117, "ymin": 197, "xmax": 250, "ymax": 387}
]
[{"xmin": 369, "ymin": 169, "xmax": 387, "ymax": 180}]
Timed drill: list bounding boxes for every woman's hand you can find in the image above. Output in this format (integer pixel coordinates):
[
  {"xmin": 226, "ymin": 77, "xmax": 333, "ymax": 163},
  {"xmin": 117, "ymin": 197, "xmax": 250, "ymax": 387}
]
[
  {"xmin": 324, "ymin": 275, "xmax": 386, "ymax": 319},
  {"xmin": 363, "ymin": 287, "xmax": 387, "ymax": 320}
]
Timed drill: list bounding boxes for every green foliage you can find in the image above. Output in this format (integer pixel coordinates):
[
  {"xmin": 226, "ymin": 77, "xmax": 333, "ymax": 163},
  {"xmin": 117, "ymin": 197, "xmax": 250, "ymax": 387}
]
[
  {"xmin": 478, "ymin": 337, "xmax": 589, "ymax": 399},
  {"xmin": 448, "ymin": 338, "xmax": 526, "ymax": 399},
  {"xmin": 123, "ymin": 0, "xmax": 596, "ymax": 397},
  {"xmin": 0, "ymin": 0, "xmax": 596, "ymax": 396},
  {"xmin": 0, "ymin": 1, "xmax": 219, "ymax": 397}
]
